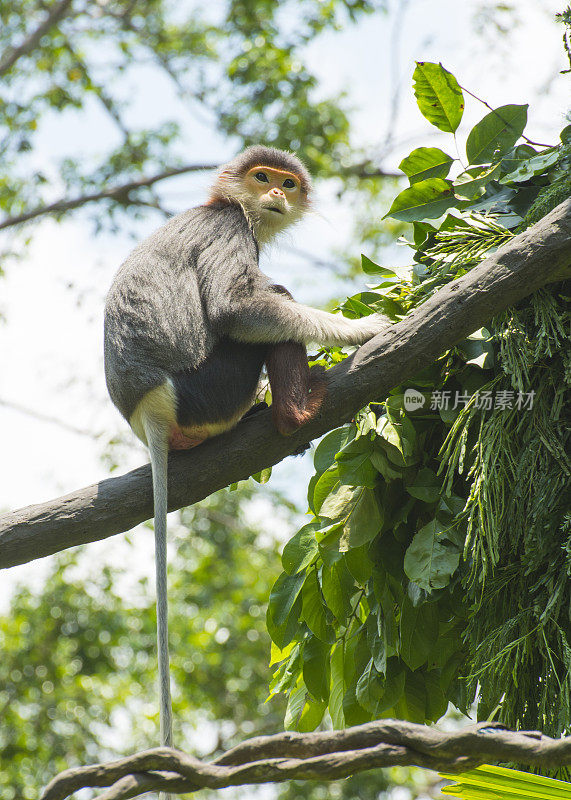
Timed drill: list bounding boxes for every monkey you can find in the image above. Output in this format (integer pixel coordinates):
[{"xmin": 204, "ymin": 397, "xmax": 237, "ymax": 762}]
[{"xmin": 103, "ymin": 145, "xmax": 388, "ymax": 755}]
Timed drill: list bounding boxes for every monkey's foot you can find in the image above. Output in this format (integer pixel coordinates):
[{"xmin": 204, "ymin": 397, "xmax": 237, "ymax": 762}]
[{"xmin": 168, "ymin": 427, "xmax": 205, "ymax": 450}]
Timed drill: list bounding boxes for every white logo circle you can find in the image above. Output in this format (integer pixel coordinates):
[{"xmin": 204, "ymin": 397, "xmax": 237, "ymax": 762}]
[{"xmin": 403, "ymin": 389, "xmax": 425, "ymax": 412}]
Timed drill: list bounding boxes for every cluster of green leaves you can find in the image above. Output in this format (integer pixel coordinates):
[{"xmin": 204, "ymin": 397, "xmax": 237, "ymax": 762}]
[
  {"xmin": 441, "ymin": 764, "xmax": 571, "ymax": 800},
  {"xmin": 268, "ymin": 62, "xmax": 571, "ymax": 754}
]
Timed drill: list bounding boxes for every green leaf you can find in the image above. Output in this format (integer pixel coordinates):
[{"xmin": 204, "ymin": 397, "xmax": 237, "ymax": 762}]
[
  {"xmin": 284, "ymin": 682, "xmax": 307, "ymax": 730},
  {"xmin": 311, "ymin": 466, "xmax": 342, "ymax": 515},
  {"xmin": 321, "ymin": 561, "xmax": 354, "ymax": 622},
  {"xmin": 301, "ymin": 570, "xmax": 331, "ymax": 642},
  {"xmin": 340, "ymin": 487, "xmax": 383, "ymax": 551},
  {"xmin": 366, "ymin": 612, "xmax": 387, "ymax": 674},
  {"xmin": 251, "ymin": 467, "xmax": 272, "ymax": 483},
  {"xmin": 406, "ymin": 467, "xmax": 441, "ymax": 503},
  {"xmin": 466, "ymin": 104, "xmax": 528, "ymax": 165},
  {"xmin": 425, "ymin": 670, "xmax": 448, "ymax": 722},
  {"xmin": 344, "ymin": 544, "xmax": 374, "ymax": 584},
  {"xmin": 268, "ymin": 572, "xmax": 305, "ymax": 626},
  {"xmin": 343, "ymin": 681, "xmax": 373, "ymax": 726},
  {"xmin": 297, "ymin": 695, "xmax": 327, "ymax": 732},
  {"xmin": 303, "ymin": 637, "xmax": 330, "ymax": 702},
  {"xmin": 404, "ymin": 520, "xmax": 461, "ymax": 591},
  {"xmin": 378, "ymin": 415, "xmax": 418, "ymax": 464},
  {"xmin": 361, "ymin": 255, "xmax": 399, "ymax": 277},
  {"xmin": 266, "ymin": 593, "xmax": 303, "ymax": 650},
  {"xmin": 399, "ymin": 596, "xmax": 439, "ymax": 671},
  {"xmin": 314, "ymin": 427, "xmax": 355, "ymax": 474},
  {"xmin": 395, "ymin": 669, "xmax": 426, "ymax": 723},
  {"xmin": 282, "ymin": 523, "xmax": 320, "ymax": 575},
  {"xmin": 385, "ymin": 178, "xmax": 457, "ymax": 222},
  {"xmin": 356, "ymin": 658, "xmax": 384, "ymax": 714},
  {"xmin": 370, "ymin": 447, "xmax": 402, "ymax": 481},
  {"xmin": 269, "ymin": 644, "xmax": 301, "ymax": 694},
  {"xmin": 336, "ymin": 438, "xmax": 377, "ymax": 487},
  {"xmin": 328, "ymin": 642, "xmax": 346, "ymax": 728},
  {"xmin": 375, "ymin": 660, "xmax": 406, "ymax": 713},
  {"xmin": 499, "ymin": 143, "xmax": 538, "ymax": 174},
  {"xmin": 454, "ymin": 163, "xmax": 501, "ymax": 200},
  {"xmin": 440, "ymin": 764, "xmax": 571, "ymax": 799},
  {"xmin": 400, "ymin": 147, "xmax": 455, "ymax": 184},
  {"xmin": 499, "ymin": 149, "xmax": 559, "ymax": 184},
  {"xmin": 413, "ymin": 62, "xmax": 464, "ymax": 132},
  {"xmin": 319, "ymin": 483, "xmax": 359, "ymax": 521}
]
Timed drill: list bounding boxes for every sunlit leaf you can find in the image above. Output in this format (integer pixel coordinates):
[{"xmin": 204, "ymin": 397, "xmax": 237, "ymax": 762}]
[
  {"xmin": 466, "ymin": 104, "xmax": 528, "ymax": 165},
  {"xmin": 282, "ymin": 522, "xmax": 320, "ymax": 575},
  {"xmin": 385, "ymin": 178, "xmax": 457, "ymax": 222},
  {"xmin": 413, "ymin": 62, "xmax": 464, "ymax": 132},
  {"xmin": 400, "ymin": 147, "xmax": 455, "ymax": 184}
]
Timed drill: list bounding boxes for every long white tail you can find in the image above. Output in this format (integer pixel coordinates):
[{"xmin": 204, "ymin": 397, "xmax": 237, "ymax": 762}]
[{"xmin": 144, "ymin": 418, "xmax": 174, "ymax": 752}]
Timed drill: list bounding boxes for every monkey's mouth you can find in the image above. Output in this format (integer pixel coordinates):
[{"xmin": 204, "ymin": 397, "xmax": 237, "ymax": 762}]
[{"xmin": 267, "ymin": 206, "xmax": 284, "ymax": 214}]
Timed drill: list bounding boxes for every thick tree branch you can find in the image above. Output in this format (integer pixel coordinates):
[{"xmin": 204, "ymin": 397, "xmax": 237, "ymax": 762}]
[
  {"xmin": 1, "ymin": 199, "xmax": 570, "ymax": 570},
  {"xmin": 0, "ymin": 164, "xmax": 219, "ymax": 231},
  {"xmin": 40, "ymin": 720, "xmax": 571, "ymax": 799}
]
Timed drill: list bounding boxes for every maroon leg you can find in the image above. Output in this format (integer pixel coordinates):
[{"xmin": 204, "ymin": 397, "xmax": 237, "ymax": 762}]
[{"xmin": 266, "ymin": 341, "xmax": 327, "ymax": 436}]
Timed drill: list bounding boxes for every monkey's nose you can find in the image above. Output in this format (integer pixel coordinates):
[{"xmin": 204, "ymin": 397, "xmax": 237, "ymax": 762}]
[{"xmin": 269, "ymin": 187, "xmax": 285, "ymax": 198}]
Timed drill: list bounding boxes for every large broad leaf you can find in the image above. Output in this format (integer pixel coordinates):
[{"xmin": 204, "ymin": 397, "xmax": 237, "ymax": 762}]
[
  {"xmin": 355, "ymin": 658, "xmax": 384, "ymax": 714},
  {"xmin": 466, "ymin": 104, "xmax": 528, "ymax": 165},
  {"xmin": 413, "ymin": 62, "xmax": 464, "ymax": 132},
  {"xmin": 500, "ymin": 149, "xmax": 559, "ymax": 184},
  {"xmin": 313, "ymin": 427, "xmax": 355, "ymax": 475},
  {"xmin": 301, "ymin": 570, "xmax": 332, "ymax": 642},
  {"xmin": 319, "ymin": 482, "xmax": 359, "ymax": 521},
  {"xmin": 385, "ymin": 178, "xmax": 457, "ymax": 222},
  {"xmin": 399, "ymin": 596, "xmax": 438, "ymax": 671},
  {"xmin": 340, "ymin": 486, "xmax": 384, "ymax": 551},
  {"xmin": 303, "ymin": 637, "xmax": 330, "ymax": 702},
  {"xmin": 282, "ymin": 522, "xmax": 320, "ymax": 575},
  {"xmin": 440, "ymin": 764, "xmax": 571, "ymax": 799},
  {"xmin": 311, "ymin": 466, "xmax": 342, "ymax": 515},
  {"xmin": 268, "ymin": 571, "xmax": 305, "ymax": 627},
  {"xmin": 321, "ymin": 560, "xmax": 354, "ymax": 622},
  {"xmin": 399, "ymin": 147, "xmax": 455, "ymax": 184},
  {"xmin": 404, "ymin": 520, "xmax": 461, "ymax": 591},
  {"xmin": 395, "ymin": 669, "xmax": 427, "ymax": 723},
  {"xmin": 328, "ymin": 642, "xmax": 346, "ymax": 728}
]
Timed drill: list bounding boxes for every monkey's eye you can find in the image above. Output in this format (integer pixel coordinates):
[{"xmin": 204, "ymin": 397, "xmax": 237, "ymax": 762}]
[
  {"xmin": 282, "ymin": 178, "xmax": 296, "ymax": 189},
  {"xmin": 255, "ymin": 172, "xmax": 269, "ymax": 183}
]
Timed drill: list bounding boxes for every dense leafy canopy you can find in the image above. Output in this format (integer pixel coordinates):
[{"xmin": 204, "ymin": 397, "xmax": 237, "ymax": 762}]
[{"xmin": 268, "ymin": 64, "xmax": 571, "ymax": 771}]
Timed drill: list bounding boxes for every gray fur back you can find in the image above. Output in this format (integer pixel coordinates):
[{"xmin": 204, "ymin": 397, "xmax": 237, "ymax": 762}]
[{"xmin": 104, "ymin": 203, "xmax": 264, "ymax": 420}]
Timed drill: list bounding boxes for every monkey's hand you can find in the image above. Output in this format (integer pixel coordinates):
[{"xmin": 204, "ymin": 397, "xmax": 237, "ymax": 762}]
[{"xmin": 350, "ymin": 313, "xmax": 392, "ymax": 344}]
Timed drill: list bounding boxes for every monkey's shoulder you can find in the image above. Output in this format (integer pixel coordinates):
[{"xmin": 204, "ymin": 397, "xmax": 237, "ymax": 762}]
[{"xmin": 149, "ymin": 203, "xmax": 256, "ymax": 255}]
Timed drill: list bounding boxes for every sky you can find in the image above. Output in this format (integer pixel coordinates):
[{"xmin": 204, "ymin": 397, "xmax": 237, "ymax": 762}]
[{"xmin": 0, "ymin": 0, "xmax": 568, "ymax": 604}]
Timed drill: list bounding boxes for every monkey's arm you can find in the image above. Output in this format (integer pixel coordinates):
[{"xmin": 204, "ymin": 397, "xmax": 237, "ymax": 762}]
[{"xmin": 223, "ymin": 291, "xmax": 389, "ymax": 347}]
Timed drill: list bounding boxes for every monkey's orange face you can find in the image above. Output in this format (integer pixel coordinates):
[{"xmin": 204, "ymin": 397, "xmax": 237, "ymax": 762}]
[{"xmin": 244, "ymin": 166, "xmax": 304, "ymax": 217}]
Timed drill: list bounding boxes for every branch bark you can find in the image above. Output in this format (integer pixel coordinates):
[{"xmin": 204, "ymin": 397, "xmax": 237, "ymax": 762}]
[
  {"xmin": 40, "ymin": 719, "xmax": 571, "ymax": 800},
  {"xmin": 0, "ymin": 0, "xmax": 76, "ymax": 77},
  {"xmin": 1, "ymin": 198, "xmax": 570, "ymax": 570},
  {"xmin": 0, "ymin": 164, "xmax": 219, "ymax": 231}
]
